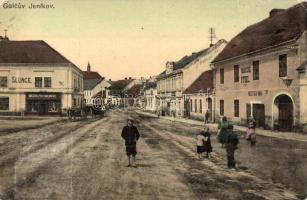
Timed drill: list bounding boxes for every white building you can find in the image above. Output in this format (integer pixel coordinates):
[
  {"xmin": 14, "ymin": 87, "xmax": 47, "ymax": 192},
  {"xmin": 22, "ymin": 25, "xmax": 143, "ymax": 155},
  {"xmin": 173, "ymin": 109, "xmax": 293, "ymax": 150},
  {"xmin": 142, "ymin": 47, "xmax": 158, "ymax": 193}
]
[
  {"xmin": 144, "ymin": 81, "xmax": 157, "ymax": 113},
  {"xmin": 0, "ymin": 40, "xmax": 83, "ymax": 115}
]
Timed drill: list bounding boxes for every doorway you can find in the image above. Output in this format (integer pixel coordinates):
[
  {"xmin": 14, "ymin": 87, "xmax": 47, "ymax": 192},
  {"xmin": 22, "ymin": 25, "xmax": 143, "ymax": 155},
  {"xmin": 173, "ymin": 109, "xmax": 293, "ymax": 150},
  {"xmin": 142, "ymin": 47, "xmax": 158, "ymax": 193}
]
[{"xmin": 274, "ymin": 94, "xmax": 293, "ymax": 132}]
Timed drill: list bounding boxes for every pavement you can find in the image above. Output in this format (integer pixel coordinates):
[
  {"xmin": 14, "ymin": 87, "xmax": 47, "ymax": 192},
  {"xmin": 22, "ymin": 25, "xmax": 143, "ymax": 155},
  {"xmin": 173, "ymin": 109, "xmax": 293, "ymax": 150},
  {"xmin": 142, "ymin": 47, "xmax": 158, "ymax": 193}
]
[
  {"xmin": 136, "ymin": 110, "xmax": 307, "ymax": 142},
  {"xmin": 0, "ymin": 109, "xmax": 305, "ymax": 199}
]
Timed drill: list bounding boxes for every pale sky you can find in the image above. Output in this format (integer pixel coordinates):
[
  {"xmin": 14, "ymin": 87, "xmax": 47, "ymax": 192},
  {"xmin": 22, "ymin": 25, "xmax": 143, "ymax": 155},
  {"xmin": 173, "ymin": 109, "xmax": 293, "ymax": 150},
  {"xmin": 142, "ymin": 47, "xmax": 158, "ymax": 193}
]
[{"xmin": 0, "ymin": 0, "xmax": 299, "ymax": 80}]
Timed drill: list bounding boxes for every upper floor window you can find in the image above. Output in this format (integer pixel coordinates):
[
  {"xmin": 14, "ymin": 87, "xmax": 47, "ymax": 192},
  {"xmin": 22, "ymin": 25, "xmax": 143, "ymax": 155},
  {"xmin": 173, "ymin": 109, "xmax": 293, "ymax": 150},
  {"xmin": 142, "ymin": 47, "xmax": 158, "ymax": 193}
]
[
  {"xmin": 35, "ymin": 77, "xmax": 42, "ymax": 88},
  {"xmin": 234, "ymin": 99, "xmax": 240, "ymax": 117},
  {"xmin": 220, "ymin": 100, "xmax": 224, "ymax": 116},
  {"xmin": 220, "ymin": 68, "xmax": 224, "ymax": 84},
  {"xmin": 0, "ymin": 77, "xmax": 8, "ymax": 87},
  {"xmin": 0, "ymin": 97, "xmax": 9, "ymax": 110},
  {"xmin": 279, "ymin": 54, "xmax": 287, "ymax": 77},
  {"xmin": 234, "ymin": 65, "xmax": 240, "ymax": 82},
  {"xmin": 253, "ymin": 61, "xmax": 259, "ymax": 80},
  {"xmin": 44, "ymin": 77, "xmax": 52, "ymax": 88}
]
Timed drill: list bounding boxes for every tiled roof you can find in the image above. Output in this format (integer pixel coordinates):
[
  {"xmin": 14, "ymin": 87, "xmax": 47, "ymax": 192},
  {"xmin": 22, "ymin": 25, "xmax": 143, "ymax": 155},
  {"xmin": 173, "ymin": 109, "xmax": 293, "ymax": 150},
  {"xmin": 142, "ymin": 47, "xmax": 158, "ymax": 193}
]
[
  {"xmin": 0, "ymin": 40, "xmax": 78, "ymax": 66},
  {"xmin": 213, "ymin": 3, "xmax": 307, "ymax": 63},
  {"xmin": 108, "ymin": 79, "xmax": 134, "ymax": 91},
  {"xmin": 84, "ymin": 78, "xmax": 102, "ymax": 90},
  {"xmin": 83, "ymin": 71, "xmax": 102, "ymax": 80},
  {"xmin": 297, "ymin": 60, "xmax": 307, "ymax": 72},
  {"xmin": 183, "ymin": 71, "xmax": 213, "ymax": 94},
  {"xmin": 144, "ymin": 81, "xmax": 157, "ymax": 89},
  {"xmin": 126, "ymin": 84, "xmax": 142, "ymax": 97}
]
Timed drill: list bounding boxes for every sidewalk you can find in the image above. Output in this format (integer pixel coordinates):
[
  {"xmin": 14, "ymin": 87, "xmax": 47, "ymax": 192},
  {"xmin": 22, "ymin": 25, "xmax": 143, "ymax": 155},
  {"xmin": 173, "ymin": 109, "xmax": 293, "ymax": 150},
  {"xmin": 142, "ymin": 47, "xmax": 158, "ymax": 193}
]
[{"xmin": 136, "ymin": 110, "xmax": 307, "ymax": 142}]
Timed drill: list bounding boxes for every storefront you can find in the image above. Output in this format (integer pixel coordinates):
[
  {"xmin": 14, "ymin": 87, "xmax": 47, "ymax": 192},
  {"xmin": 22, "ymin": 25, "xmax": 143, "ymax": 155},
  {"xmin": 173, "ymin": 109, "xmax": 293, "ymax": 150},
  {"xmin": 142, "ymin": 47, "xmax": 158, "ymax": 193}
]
[{"xmin": 26, "ymin": 93, "xmax": 62, "ymax": 115}]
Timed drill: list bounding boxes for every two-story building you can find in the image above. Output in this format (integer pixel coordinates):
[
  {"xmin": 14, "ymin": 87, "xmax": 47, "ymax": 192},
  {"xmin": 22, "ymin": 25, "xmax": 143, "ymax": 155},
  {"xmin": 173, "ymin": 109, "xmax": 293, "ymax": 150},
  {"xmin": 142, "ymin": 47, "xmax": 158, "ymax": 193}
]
[
  {"xmin": 144, "ymin": 81, "xmax": 157, "ymax": 113},
  {"xmin": 157, "ymin": 39, "xmax": 226, "ymax": 117},
  {"xmin": 0, "ymin": 40, "xmax": 83, "ymax": 115},
  {"xmin": 211, "ymin": 3, "xmax": 307, "ymax": 132}
]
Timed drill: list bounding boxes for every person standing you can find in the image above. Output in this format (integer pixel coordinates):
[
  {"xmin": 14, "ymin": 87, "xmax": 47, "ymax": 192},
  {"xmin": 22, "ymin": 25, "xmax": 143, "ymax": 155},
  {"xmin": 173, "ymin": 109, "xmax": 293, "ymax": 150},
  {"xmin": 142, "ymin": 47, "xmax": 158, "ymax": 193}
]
[
  {"xmin": 121, "ymin": 117, "xmax": 140, "ymax": 167},
  {"xmin": 246, "ymin": 117, "xmax": 257, "ymax": 146},
  {"xmin": 203, "ymin": 127, "xmax": 213, "ymax": 158},
  {"xmin": 196, "ymin": 131, "xmax": 206, "ymax": 159},
  {"xmin": 225, "ymin": 125, "xmax": 239, "ymax": 169},
  {"xmin": 218, "ymin": 116, "xmax": 231, "ymax": 147}
]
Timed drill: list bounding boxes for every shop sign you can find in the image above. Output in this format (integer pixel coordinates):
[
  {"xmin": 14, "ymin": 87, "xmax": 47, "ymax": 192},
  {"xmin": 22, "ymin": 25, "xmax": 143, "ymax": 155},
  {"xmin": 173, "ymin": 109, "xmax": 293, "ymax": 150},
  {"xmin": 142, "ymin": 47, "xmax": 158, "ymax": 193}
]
[
  {"xmin": 248, "ymin": 90, "xmax": 268, "ymax": 96},
  {"xmin": 27, "ymin": 93, "xmax": 60, "ymax": 100},
  {"xmin": 12, "ymin": 76, "xmax": 32, "ymax": 84}
]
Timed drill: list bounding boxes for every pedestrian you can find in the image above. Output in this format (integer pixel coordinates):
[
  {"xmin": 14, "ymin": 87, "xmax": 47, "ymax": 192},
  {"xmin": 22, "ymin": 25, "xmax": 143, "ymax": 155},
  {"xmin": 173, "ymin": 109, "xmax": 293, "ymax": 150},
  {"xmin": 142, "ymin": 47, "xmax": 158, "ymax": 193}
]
[
  {"xmin": 217, "ymin": 116, "xmax": 232, "ymax": 147},
  {"xmin": 246, "ymin": 117, "xmax": 257, "ymax": 146},
  {"xmin": 121, "ymin": 117, "xmax": 140, "ymax": 167},
  {"xmin": 204, "ymin": 110, "xmax": 210, "ymax": 124},
  {"xmin": 203, "ymin": 127, "xmax": 213, "ymax": 158},
  {"xmin": 196, "ymin": 131, "xmax": 206, "ymax": 159},
  {"xmin": 225, "ymin": 125, "xmax": 239, "ymax": 169}
]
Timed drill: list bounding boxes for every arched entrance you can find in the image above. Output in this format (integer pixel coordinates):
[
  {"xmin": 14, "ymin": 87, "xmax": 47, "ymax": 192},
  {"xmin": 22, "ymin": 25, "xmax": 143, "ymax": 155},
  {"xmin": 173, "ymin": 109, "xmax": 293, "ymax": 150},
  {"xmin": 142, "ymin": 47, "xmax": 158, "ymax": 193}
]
[{"xmin": 273, "ymin": 94, "xmax": 293, "ymax": 132}]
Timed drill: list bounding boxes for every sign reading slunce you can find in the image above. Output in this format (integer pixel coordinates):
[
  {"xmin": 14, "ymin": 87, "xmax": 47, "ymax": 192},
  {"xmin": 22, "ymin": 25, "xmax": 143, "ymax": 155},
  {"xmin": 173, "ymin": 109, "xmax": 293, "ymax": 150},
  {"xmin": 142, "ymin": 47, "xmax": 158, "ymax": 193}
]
[{"xmin": 12, "ymin": 76, "xmax": 32, "ymax": 84}]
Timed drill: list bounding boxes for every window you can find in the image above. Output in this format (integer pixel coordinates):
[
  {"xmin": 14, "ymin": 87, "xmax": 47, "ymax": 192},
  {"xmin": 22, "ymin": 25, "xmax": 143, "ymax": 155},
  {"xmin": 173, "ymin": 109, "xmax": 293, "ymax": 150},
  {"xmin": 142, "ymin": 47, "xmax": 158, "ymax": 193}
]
[
  {"xmin": 234, "ymin": 100, "xmax": 240, "ymax": 117},
  {"xmin": 234, "ymin": 65, "xmax": 239, "ymax": 82},
  {"xmin": 220, "ymin": 68, "xmax": 224, "ymax": 84},
  {"xmin": 194, "ymin": 99, "xmax": 197, "ymax": 113},
  {"xmin": 0, "ymin": 77, "xmax": 7, "ymax": 87},
  {"xmin": 0, "ymin": 97, "xmax": 9, "ymax": 110},
  {"xmin": 253, "ymin": 61, "xmax": 259, "ymax": 80},
  {"xmin": 279, "ymin": 54, "xmax": 287, "ymax": 77},
  {"xmin": 220, "ymin": 100, "xmax": 224, "ymax": 115},
  {"xmin": 241, "ymin": 76, "xmax": 249, "ymax": 83},
  {"xmin": 199, "ymin": 99, "xmax": 202, "ymax": 113},
  {"xmin": 190, "ymin": 99, "xmax": 193, "ymax": 112},
  {"xmin": 35, "ymin": 77, "xmax": 42, "ymax": 88},
  {"xmin": 44, "ymin": 77, "xmax": 52, "ymax": 88}
]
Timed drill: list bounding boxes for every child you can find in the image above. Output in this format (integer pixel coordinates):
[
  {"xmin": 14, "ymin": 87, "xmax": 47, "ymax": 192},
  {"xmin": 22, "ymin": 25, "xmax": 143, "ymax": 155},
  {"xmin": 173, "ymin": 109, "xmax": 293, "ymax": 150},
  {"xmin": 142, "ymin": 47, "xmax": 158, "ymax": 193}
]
[
  {"xmin": 203, "ymin": 127, "xmax": 213, "ymax": 158},
  {"xmin": 196, "ymin": 131, "xmax": 206, "ymax": 159}
]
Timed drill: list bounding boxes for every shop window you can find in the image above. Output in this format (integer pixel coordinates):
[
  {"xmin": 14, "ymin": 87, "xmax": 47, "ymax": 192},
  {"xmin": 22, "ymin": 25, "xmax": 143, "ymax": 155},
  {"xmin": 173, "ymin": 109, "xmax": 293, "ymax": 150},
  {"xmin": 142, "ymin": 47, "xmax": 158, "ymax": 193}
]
[
  {"xmin": 199, "ymin": 99, "xmax": 202, "ymax": 113},
  {"xmin": 35, "ymin": 77, "xmax": 43, "ymax": 88},
  {"xmin": 220, "ymin": 68, "xmax": 224, "ymax": 84},
  {"xmin": 0, "ymin": 77, "xmax": 7, "ymax": 87},
  {"xmin": 220, "ymin": 100, "xmax": 224, "ymax": 116},
  {"xmin": 0, "ymin": 97, "xmax": 9, "ymax": 110},
  {"xmin": 234, "ymin": 65, "xmax": 239, "ymax": 82},
  {"xmin": 234, "ymin": 99, "xmax": 240, "ymax": 117},
  {"xmin": 253, "ymin": 61, "xmax": 259, "ymax": 80},
  {"xmin": 279, "ymin": 54, "xmax": 287, "ymax": 77},
  {"xmin": 44, "ymin": 77, "xmax": 52, "ymax": 88}
]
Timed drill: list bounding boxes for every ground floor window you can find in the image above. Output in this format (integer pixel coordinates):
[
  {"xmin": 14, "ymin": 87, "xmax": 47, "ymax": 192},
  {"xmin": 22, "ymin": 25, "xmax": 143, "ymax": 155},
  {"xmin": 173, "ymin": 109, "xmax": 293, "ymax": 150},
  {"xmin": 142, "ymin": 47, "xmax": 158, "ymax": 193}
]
[
  {"xmin": 26, "ymin": 100, "xmax": 61, "ymax": 114},
  {"xmin": 220, "ymin": 100, "xmax": 224, "ymax": 115},
  {"xmin": 234, "ymin": 99, "xmax": 240, "ymax": 117},
  {"xmin": 199, "ymin": 99, "xmax": 202, "ymax": 113},
  {"xmin": 0, "ymin": 97, "xmax": 9, "ymax": 110}
]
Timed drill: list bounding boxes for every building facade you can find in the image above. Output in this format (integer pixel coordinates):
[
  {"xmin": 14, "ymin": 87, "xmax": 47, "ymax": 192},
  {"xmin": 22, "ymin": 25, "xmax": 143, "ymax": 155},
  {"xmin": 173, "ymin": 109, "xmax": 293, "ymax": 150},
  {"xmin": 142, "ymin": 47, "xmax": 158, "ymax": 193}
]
[
  {"xmin": 0, "ymin": 40, "xmax": 83, "ymax": 115},
  {"xmin": 157, "ymin": 39, "xmax": 226, "ymax": 117},
  {"xmin": 144, "ymin": 81, "xmax": 157, "ymax": 113},
  {"xmin": 212, "ymin": 4, "xmax": 307, "ymax": 132}
]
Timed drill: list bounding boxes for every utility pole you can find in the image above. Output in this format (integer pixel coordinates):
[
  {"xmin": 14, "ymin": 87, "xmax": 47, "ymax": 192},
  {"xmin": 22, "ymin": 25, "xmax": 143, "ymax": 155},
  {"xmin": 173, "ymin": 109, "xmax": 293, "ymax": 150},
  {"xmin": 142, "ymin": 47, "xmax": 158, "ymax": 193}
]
[{"xmin": 209, "ymin": 27, "xmax": 216, "ymax": 47}]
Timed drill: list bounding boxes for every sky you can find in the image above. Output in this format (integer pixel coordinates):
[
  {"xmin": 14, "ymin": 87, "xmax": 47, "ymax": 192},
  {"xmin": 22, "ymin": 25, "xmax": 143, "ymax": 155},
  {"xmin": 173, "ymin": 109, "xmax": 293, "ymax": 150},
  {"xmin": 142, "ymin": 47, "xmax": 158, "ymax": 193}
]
[{"xmin": 0, "ymin": 0, "xmax": 300, "ymax": 80}]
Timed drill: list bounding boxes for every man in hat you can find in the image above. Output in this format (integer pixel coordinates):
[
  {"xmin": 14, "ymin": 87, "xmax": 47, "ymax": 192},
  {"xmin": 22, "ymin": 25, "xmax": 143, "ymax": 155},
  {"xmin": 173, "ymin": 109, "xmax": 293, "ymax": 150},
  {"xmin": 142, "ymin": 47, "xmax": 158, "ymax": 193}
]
[
  {"xmin": 121, "ymin": 117, "xmax": 140, "ymax": 167},
  {"xmin": 225, "ymin": 124, "xmax": 239, "ymax": 169}
]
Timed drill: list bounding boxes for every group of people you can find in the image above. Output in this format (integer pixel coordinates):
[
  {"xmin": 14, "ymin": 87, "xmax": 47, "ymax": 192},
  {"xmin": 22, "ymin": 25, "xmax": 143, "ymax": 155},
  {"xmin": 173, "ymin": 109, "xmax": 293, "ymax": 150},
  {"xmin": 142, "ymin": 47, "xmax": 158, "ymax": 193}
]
[
  {"xmin": 121, "ymin": 114, "xmax": 257, "ymax": 170},
  {"xmin": 196, "ymin": 116, "xmax": 257, "ymax": 169}
]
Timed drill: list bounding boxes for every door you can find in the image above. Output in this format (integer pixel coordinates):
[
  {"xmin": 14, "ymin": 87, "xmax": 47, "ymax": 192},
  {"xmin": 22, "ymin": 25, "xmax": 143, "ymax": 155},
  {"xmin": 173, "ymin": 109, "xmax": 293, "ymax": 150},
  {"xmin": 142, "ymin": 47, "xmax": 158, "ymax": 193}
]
[
  {"xmin": 253, "ymin": 104, "xmax": 265, "ymax": 128},
  {"xmin": 274, "ymin": 94, "xmax": 293, "ymax": 132}
]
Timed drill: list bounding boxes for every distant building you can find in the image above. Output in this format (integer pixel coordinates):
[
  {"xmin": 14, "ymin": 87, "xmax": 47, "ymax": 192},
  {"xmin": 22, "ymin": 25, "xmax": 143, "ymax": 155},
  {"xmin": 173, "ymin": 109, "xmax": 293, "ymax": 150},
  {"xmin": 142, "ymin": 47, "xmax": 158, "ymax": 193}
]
[
  {"xmin": 157, "ymin": 39, "xmax": 226, "ymax": 117},
  {"xmin": 212, "ymin": 3, "xmax": 307, "ymax": 132},
  {"xmin": 107, "ymin": 78, "xmax": 134, "ymax": 106},
  {"xmin": 183, "ymin": 70, "xmax": 214, "ymax": 121},
  {"xmin": 144, "ymin": 81, "xmax": 157, "ymax": 113},
  {"xmin": 0, "ymin": 40, "xmax": 83, "ymax": 115}
]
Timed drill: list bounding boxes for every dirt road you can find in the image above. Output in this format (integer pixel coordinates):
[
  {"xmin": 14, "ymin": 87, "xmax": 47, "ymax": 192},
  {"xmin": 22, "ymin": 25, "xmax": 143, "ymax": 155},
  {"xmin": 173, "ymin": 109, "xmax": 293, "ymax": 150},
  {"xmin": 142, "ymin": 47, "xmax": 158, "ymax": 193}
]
[{"xmin": 0, "ymin": 110, "xmax": 301, "ymax": 199}]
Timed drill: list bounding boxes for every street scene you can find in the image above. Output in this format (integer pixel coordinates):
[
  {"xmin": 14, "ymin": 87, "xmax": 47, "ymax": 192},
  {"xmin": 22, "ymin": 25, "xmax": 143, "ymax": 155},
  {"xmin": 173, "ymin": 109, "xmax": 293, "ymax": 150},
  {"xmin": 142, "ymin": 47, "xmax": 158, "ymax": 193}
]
[
  {"xmin": 0, "ymin": 110, "xmax": 306, "ymax": 199},
  {"xmin": 0, "ymin": 0, "xmax": 307, "ymax": 199}
]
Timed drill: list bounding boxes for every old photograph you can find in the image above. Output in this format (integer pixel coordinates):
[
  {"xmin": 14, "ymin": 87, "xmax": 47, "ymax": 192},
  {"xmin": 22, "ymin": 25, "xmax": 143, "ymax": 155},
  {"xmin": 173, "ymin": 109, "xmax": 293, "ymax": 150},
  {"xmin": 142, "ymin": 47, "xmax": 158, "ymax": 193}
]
[{"xmin": 0, "ymin": 0, "xmax": 306, "ymax": 199}]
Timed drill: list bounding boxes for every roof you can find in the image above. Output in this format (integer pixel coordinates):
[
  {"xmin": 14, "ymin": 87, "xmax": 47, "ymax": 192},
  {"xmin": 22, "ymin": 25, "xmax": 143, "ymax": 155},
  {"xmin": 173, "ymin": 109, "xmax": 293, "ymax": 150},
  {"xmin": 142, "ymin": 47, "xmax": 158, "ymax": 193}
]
[
  {"xmin": 126, "ymin": 84, "xmax": 142, "ymax": 97},
  {"xmin": 213, "ymin": 3, "xmax": 307, "ymax": 63},
  {"xmin": 108, "ymin": 79, "xmax": 134, "ymax": 91},
  {"xmin": 84, "ymin": 78, "xmax": 102, "ymax": 90},
  {"xmin": 83, "ymin": 71, "xmax": 102, "ymax": 80},
  {"xmin": 297, "ymin": 60, "xmax": 307, "ymax": 72},
  {"xmin": 183, "ymin": 71, "xmax": 213, "ymax": 94},
  {"xmin": 144, "ymin": 81, "xmax": 157, "ymax": 89},
  {"xmin": 0, "ymin": 40, "xmax": 81, "ymax": 70},
  {"xmin": 158, "ymin": 48, "xmax": 209, "ymax": 79}
]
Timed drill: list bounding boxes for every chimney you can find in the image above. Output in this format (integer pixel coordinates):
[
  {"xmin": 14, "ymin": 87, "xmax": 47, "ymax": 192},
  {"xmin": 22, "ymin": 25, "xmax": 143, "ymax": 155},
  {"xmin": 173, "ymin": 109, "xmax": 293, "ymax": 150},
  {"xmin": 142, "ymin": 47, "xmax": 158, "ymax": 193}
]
[
  {"xmin": 125, "ymin": 77, "xmax": 127, "ymax": 80},
  {"xmin": 210, "ymin": 44, "xmax": 214, "ymax": 47},
  {"xmin": 129, "ymin": 77, "xmax": 132, "ymax": 80},
  {"xmin": 109, "ymin": 79, "xmax": 111, "ymax": 81},
  {"xmin": 269, "ymin": 9, "xmax": 285, "ymax": 17},
  {"xmin": 87, "ymin": 61, "xmax": 91, "ymax": 72}
]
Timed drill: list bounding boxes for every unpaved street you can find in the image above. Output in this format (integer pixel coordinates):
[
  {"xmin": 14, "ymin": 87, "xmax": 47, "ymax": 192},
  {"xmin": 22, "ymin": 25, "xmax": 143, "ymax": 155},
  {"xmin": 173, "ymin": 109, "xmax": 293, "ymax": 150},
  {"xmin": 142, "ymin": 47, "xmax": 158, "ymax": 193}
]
[{"xmin": 0, "ymin": 110, "xmax": 303, "ymax": 199}]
